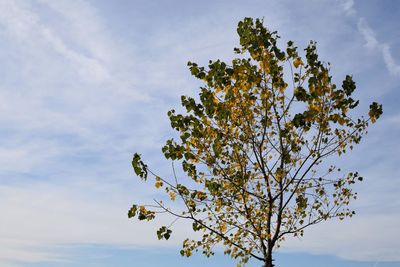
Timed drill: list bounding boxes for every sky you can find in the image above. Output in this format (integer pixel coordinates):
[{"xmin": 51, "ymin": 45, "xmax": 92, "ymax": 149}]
[{"xmin": 0, "ymin": 0, "xmax": 399, "ymax": 266}]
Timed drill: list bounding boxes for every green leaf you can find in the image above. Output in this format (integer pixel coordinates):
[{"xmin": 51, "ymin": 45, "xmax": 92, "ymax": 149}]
[
  {"xmin": 156, "ymin": 226, "xmax": 172, "ymax": 240},
  {"xmin": 132, "ymin": 153, "xmax": 148, "ymax": 180},
  {"xmin": 294, "ymin": 86, "xmax": 308, "ymax": 101},
  {"xmin": 368, "ymin": 102, "xmax": 383, "ymax": 123},
  {"xmin": 292, "ymin": 113, "xmax": 305, "ymax": 127},
  {"xmin": 128, "ymin": 205, "xmax": 137, "ymax": 218},
  {"xmin": 342, "ymin": 75, "xmax": 356, "ymax": 96}
]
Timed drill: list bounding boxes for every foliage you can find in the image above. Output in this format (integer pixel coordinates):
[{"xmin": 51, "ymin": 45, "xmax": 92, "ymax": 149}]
[{"xmin": 129, "ymin": 18, "xmax": 382, "ymax": 267}]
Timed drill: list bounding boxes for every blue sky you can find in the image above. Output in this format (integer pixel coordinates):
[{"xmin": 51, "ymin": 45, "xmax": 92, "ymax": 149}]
[{"xmin": 0, "ymin": 0, "xmax": 399, "ymax": 266}]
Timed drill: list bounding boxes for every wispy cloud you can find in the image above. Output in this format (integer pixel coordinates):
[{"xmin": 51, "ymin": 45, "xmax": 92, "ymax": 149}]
[
  {"xmin": 357, "ymin": 18, "xmax": 379, "ymax": 50},
  {"xmin": 382, "ymin": 44, "xmax": 400, "ymax": 76},
  {"xmin": 0, "ymin": 0, "xmax": 185, "ymax": 264},
  {"xmin": 341, "ymin": 0, "xmax": 400, "ymax": 78},
  {"xmin": 283, "ymin": 214, "xmax": 400, "ymax": 261},
  {"xmin": 0, "ymin": 181, "xmax": 196, "ymax": 265},
  {"xmin": 341, "ymin": 0, "xmax": 356, "ymax": 16},
  {"xmin": 357, "ymin": 16, "xmax": 400, "ymax": 77},
  {"xmin": 0, "ymin": 0, "xmax": 109, "ymax": 83}
]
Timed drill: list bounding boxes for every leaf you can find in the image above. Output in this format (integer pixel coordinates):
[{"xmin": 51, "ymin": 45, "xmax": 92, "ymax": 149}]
[
  {"xmin": 164, "ymin": 230, "xmax": 172, "ymax": 240},
  {"xmin": 342, "ymin": 75, "xmax": 356, "ymax": 96},
  {"xmin": 132, "ymin": 153, "xmax": 148, "ymax": 180},
  {"xmin": 169, "ymin": 191, "xmax": 177, "ymax": 201},
  {"xmin": 157, "ymin": 226, "xmax": 172, "ymax": 240},
  {"xmin": 219, "ymin": 222, "xmax": 227, "ymax": 233},
  {"xmin": 368, "ymin": 102, "xmax": 383, "ymax": 123},
  {"xmin": 128, "ymin": 204, "xmax": 137, "ymax": 218},
  {"xmin": 294, "ymin": 86, "xmax": 308, "ymax": 101},
  {"xmin": 292, "ymin": 113, "xmax": 305, "ymax": 127},
  {"xmin": 293, "ymin": 57, "xmax": 304, "ymax": 68},
  {"xmin": 155, "ymin": 176, "xmax": 163, "ymax": 188},
  {"xmin": 156, "ymin": 226, "xmax": 173, "ymax": 240},
  {"xmin": 137, "ymin": 206, "xmax": 155, "ymax": 221}
]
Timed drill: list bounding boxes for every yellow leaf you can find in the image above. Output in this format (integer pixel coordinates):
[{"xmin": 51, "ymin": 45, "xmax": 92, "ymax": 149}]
[
  {"xmin": 337, "ymin": 117, "xmax": 345, "ymax": 126},
  {"xmin": 276, "ymin": 169, "xmax": 284, "ymax": 182},
  {"xmin": 309, "ymin": 104, "xmax": 321, "ymax": 112},
  {"xmin": 220, "ymin": 222, "xmax": 227, "ymax": 232},
  {"xmin": 369, "ymin": 110, "xmax": 377, "ymax": 123},
  {"xmin": 293, "ymin": 57, "xmax": 304, "ymax": 68},
  {"xmin": 155, "ymin": 177, "xmax": 163, "ymax": 188},
  {"xmin": 169, "ymin": 191, "xmax": 177, "ymax": 201},
  {"xmin": 196, "ymin": 191, "xmax": 205, "ymax": 200}
]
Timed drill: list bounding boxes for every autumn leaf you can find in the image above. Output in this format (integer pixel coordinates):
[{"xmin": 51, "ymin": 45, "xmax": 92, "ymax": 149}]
[
  {"xmin": 293, "ymin": 57, "xmax": 304, "ymax": 68},
  {"xmin": 155, "ymin": 176, "xmax": 163, "ymax": 188},
  {"xmin": 169, "ymin": 191, "xmax": 177, "ymax": 201}
]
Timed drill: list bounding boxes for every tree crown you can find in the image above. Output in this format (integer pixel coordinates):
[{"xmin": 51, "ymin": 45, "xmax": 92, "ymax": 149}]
[{"xmin": 129, "ymin": 17, "xmax": 382, "ymax": 267}]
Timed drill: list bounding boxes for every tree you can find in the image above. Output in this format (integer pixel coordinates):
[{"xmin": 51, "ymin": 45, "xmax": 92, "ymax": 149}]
[{"xmin": 129, "ymin": 18, "xmax": 382, "ymax": 267}]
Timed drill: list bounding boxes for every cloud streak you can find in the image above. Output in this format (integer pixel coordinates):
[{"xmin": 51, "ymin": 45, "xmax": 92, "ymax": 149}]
[
  {"xmin": 341, "ymin": 0, "xmax": 356, "ymax": 16},
  {"xmin": 0, "ymin": 0, "xmax": 109, "ymax": 83},
  {"xmin": 357, "ymin": 17, "xmax": 400, "ymax": 77}
]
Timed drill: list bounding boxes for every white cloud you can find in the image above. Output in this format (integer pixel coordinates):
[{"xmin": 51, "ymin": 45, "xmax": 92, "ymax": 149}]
[
  {"xmin": 41, "ymin": 27, "xmax": 110, "ymax": 83},
  {"xmin": 0, "ymin": 145, "xmax": 55, "ymax": 174},
  {"xmin": 382, "ymin": 44, "xmax": 400, "ymax": 76},
  {"xmin": 341, "ymin": 0, "xmax": 356, "ymax": 16},
  {"xmin": 282, "ymin": 214, "xmax": 400, "ymax": 262},
  {"xmin": 344, "ymin": 2, "xmax": 400, "ymax": 78},
  {"xmin": 37, "ymin": 0, "xmax": 116, "ymax": 64},
  {"xmin": 0, "ymin": 239, "xmax": 62, "ymax": 264},
  {"xmin": 0, "ymin": 1, "xmax": 159, "ymax": 263},
  {"xmin": 0, "ymin": 0, "xmax": 109, "ymax": 83},
  {"xmin": 0, "ymin": 0, "xmax": 154, "ymax": 149},
  {"xmin": 0, "ymin": 182, "xmax": 196, "ymax": 265},
  {"xmin": 357, "ymin": 18, "xmax": 400, "ymax": 77},
  {"xmin": 357, "ymin": 18, "xmax": 379, "ymax": 50}
]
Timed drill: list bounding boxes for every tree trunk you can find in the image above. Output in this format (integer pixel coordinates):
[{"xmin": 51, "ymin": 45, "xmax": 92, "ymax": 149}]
[{"xmin": 263, "ymin": 254, "xmax": 274, "ymax": 267}]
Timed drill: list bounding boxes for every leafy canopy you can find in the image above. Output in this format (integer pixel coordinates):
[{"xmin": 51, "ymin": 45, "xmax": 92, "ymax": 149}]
[{"xmin": 129, "ymin": 18, "xmax": 382, "ymax": 267}]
